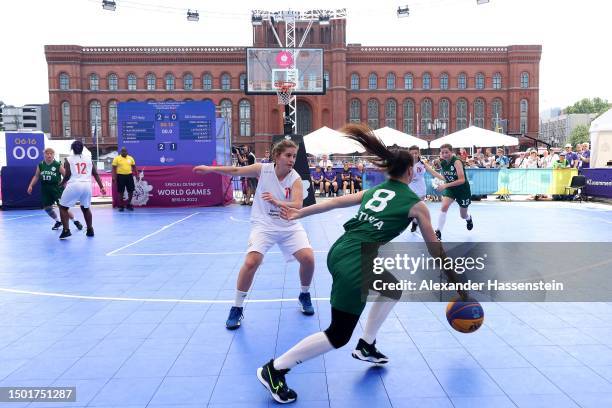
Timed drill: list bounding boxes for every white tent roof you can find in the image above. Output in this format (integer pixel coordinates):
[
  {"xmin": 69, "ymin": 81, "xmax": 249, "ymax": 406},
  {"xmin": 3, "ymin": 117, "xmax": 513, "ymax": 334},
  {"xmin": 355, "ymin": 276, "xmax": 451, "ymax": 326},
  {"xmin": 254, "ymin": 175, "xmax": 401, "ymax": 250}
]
[
  {"xmin": 373, "ymin": 126, "xmax": 428, "ymax": 149},
  {"xmin": 589, "ymin": 108, "xmax": 612, "ymax": 133},
  {"xmin": 430, "ymin": 126, "xmax": 519, "ymax": 148},
  {"xmin": 303, "ymin": 126, "xmax": 365, "ymax": 155}
]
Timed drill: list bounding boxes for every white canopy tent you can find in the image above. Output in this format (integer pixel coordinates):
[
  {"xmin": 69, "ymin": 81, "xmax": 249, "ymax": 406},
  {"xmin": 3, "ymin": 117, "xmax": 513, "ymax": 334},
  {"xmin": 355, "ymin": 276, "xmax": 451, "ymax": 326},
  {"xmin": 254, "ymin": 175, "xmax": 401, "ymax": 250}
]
[
  {"xmin": 430, "ymin": 126, "xmax": 519, "ymax": 149},
  {"xmin": 303, "ymin": 126, "xmax": 365, "ymax": 155},
  {"xmin": 373, "ymin": 126, "xmax": 428, "ymax": 149},
  {"xmin": 589, "ymin": 109, "xmax": 612, "ymax": 167}
]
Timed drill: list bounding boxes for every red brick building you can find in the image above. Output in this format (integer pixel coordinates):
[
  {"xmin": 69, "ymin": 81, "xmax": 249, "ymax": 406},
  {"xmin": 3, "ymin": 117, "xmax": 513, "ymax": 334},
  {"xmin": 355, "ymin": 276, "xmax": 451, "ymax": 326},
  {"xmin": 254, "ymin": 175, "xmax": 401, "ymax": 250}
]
[{"xmin": 45, "ymin": 18, "xmax": 541, "ymax": 155}]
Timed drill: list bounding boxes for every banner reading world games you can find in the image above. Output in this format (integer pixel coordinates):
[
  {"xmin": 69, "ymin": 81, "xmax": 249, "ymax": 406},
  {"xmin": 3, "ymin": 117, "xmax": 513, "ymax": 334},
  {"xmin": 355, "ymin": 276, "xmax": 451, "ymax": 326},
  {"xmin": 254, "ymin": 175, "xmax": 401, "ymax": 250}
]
[{"xmin": 117, "ymin": 101, "xmax": 216, "ymax": 166}]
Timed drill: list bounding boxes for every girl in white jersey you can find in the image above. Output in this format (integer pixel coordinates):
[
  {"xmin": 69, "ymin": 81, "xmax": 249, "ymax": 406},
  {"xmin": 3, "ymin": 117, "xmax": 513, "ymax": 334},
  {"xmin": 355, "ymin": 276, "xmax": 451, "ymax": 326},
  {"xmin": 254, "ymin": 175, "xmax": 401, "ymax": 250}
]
[
  {"xmin": 407, "ymin": 145, "xmax": 437, "ymax": 233},
  {"xmin": 193, "ymin": 139, "xmax": 315, "ymax": 330},
  {"xmin": 58, "ymin": 141, "xmax": 106, "ymax": 240}
]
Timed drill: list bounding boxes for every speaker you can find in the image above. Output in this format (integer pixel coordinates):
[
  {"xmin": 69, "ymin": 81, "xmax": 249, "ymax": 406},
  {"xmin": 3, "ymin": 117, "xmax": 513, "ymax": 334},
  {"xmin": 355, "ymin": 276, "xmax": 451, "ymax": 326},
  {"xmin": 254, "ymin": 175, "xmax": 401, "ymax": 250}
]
[{"xmin": 272, "ymin": 134, "xmax": 316, "ymax": 207}]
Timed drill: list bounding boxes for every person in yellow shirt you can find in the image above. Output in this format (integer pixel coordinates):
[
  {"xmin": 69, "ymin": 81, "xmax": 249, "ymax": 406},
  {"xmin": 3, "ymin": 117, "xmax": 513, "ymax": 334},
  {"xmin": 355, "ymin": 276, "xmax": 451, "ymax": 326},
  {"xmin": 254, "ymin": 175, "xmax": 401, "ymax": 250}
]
[{"xmin": 112, "ymin": 147, "xmax": 137, "ymax": 211}]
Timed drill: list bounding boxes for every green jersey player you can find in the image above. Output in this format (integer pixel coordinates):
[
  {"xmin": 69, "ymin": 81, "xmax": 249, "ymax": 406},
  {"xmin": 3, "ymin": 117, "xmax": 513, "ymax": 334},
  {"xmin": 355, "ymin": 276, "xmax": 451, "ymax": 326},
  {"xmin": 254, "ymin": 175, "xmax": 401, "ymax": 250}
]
[
  {"xmin": 27, "ymin": 147, "xmax": 82, "ymax": 231},
  {"xmin": 429, "ymin": 143, "xmax": 474, "ymax": 240}
]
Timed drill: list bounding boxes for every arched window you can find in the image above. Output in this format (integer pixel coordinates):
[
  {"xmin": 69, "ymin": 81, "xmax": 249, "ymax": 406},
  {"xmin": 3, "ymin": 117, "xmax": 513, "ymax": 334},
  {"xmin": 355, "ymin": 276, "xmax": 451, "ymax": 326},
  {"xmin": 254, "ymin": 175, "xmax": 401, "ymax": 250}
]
[
  {"xmin": 108, "ymin": 73, "xmax": 118, "ymax": 91},
  {"xmin": 404, "ymin": 73, "xmax": 413, "ymax": 90},
  {"xmin": 183, "ymin": 74, "xmax": 193, "ymax": 90},
  {"xmin": 239, "ymin": 100, "xmax": 251, "ymax": 136},
  {"xmin": 165, "ymin": 74, "xmax": 175, "ymax": 90},
  {"xmin": 324, "ymin": 71, "xmax": 330, "ymax": 90},
  {"xmin": 493, "ymin": 73, "xmax": 502, "ymax": 90},
  {"xmin": 108, "ymin": 100, "xmax": 118, "ymax": 138},
  {"xmin": 59, "ymin": 73, "xmax": 69, "ymax": 90},
  {"xmin": 89, "ymin": 100, "xmax": 102, "ymax": 137},
  {"xmin": 146, "ymin": 73, "xmax": 156, "ymax": 90},
  {"xmin": 368, "ymin": 73, "xmax": 378, "ymax": 90},
  {"xmin": 220, "ymin": 99, "xmax": 232, "ymax": 120},
  {"xmin": 403, "ymin": 99, "xmax": 414, "ymax": 134},
  {"xmin": 349, "ymin": 99, "xmax": 361, "ymax": 123},
  {"xmin": 202, "ymin": 73, "xmax": 212, "ymax": 90},
  {"xmin": 386, "ymin": 73, "xmax": 396, "ymax": 90},
  {"xmin": 239, "ymin": 73, "xmax": 247, "ymax": 91},
  {"xmin": 458, "ymin": 73, "xmax": 467, "ymax": 90},
  {"xmin": 367, "ymin": 99, "xmax": 379, "ymax": 129},
  {"xmin": 89, "ymin": 74, "xmax": 99, "ymax": 91},
  {"xmin": 491, "ymin": 99, "xmax": 503, "ymax": 130},
  {"xmin": 127, "ymin": 74, "xmax": 137, "ymax": 91},
  {"xmin": 520, "ymin": 72, "xmax": 529, "ymax": 88},
  {"xmin": 474, "ymin": 98, "xmax": 485, "ymax": 128},
  {"xmin": 420, "ymin": 99, "xmax": 432, "ymax": 133},
  {"xmin": 146, "ymin": 98, "xmax": 156, "ymax": 103},
  {"xmin": 476, "ymin": 73, "xmax": 485, "ymax": 90},
  {"xmin": 439, "ymin": 99, "xmax": 450, "ymax": 132},
  {"xmin": 520, "ymin": 99, "xmax": 528, "ymax": 133},
  {"xmin": 350, "ymin": 73, "xmax": 359, "ymax": 90},
  {"xmin": 385, "ymin": 99, "xmax": 397, "ymax": 129},
  {"xmin": 456, "ymin": 98, "xmax": 468, "ymax": 130},
  {"xmin": 422, "ymin": 73, "xmax": 431, "ymax": 90},
  {"xmin": 440, "ymin": 73, "xmax": 449, "ymax": 90},
  {"xmin": 61, "ymin": 101, "xmax": 71, "ymax": 137},
  {"xmin": 221, "ymin": 73, "xmax": 231, "ymax": 90}
]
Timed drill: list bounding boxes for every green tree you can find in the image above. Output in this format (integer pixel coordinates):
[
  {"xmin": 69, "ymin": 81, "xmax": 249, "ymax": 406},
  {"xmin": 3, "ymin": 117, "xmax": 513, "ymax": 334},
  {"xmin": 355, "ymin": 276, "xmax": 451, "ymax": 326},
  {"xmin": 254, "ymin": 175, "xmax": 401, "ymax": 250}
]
[
  {"xmin": 564, "ymin": 97, "xmax": 611, "ymax": 116},
  {"xmin": 568, "ymin": 124, "xmax": 590, "ymax": 146}
]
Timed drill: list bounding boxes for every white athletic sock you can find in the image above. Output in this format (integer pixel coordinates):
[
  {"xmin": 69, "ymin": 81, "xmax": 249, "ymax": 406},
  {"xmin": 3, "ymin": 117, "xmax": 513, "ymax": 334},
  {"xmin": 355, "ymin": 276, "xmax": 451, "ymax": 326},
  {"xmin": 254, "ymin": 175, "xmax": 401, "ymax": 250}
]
[
  {"xmin": 438, "ymin": 212, "xmax": 447, "ymax": 231},
  {"xmin": 362, "ymin": 300, "xmax": 397, "ymax": 344},
  {"xmin": 300, "ymin": 285, "xmax": 310, "ymax": 294},
  {"xmin": 462, "ymin": 213, "xmax": 472, "ymax": 221},
  {"xmin": 234, "ymin": 290, "xmax": 248, "ymax": 308},
  {"xmin": 412, "ymin": 219, "xmax": 418, "ymax": 226},
  {"xmin": 273, "ymin": 331, "xmax": 334, "ymax": 371}
]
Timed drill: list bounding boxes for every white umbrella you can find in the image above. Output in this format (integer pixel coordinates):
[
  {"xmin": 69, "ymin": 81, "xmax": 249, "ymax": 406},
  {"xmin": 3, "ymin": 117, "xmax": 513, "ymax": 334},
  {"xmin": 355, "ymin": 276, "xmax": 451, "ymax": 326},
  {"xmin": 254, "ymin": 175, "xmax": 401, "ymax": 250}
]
[
  {"xmin": 373, "ymin": 126, "xmax": 428, "ymax": 149},
  {"xmin": 303, "ymin": 126, "xmax": 365, "ymax": 155},
  {"xmin": 430, "ymin": 126, "xmax": 519, "ymax": 148}
]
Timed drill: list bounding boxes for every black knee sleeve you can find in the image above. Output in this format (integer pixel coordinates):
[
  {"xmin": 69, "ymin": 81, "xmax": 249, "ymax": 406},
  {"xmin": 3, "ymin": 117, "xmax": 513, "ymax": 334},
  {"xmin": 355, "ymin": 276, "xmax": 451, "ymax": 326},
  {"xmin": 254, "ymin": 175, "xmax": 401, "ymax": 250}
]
[{"xmin": 323, "ymin": 307, "xmax": 360, "ymax": 349}]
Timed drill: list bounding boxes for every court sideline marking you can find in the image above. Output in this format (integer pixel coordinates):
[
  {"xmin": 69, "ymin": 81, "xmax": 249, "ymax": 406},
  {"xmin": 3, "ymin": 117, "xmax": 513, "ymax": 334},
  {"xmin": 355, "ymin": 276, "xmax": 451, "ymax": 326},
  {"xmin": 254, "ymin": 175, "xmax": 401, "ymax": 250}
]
[
  {"xmin": 106, "ymin": 212, "xmax": 200, "ymax": 256},
  {"xmin": 0, "ymin": 287, "xmax": 330, "ymax": 304}
]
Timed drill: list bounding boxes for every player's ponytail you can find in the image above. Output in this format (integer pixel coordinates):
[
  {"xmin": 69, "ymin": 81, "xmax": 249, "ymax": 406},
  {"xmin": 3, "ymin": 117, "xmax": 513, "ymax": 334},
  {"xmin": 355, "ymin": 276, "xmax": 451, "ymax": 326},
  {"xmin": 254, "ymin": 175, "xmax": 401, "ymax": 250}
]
[{"xmin": 340, "ymin": 123, "xmax": 413, "ymax": 178}]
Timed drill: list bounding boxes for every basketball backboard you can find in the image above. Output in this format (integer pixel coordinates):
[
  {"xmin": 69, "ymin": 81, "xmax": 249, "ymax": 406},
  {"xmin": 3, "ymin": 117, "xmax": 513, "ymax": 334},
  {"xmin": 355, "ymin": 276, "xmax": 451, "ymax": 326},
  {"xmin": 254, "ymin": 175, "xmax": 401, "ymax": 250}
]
[{"xmin": 245, "ymin": 48, "xmax": 325, "ymax": 95}]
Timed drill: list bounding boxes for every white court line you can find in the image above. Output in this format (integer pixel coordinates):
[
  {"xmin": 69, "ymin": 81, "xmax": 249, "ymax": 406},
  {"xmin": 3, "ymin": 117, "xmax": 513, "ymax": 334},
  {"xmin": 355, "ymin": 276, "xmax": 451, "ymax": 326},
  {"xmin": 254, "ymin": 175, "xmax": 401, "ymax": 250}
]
[
  {"xmin": 111, "ymin": 250, "xmax": 329, "ymax": 256},
  {"xmin": 106, "ymin": 212, "xmax": 200, "ymax": 256},
  {"xmin": 0, "ymin": 287, "xmax": 330, "ymax": 304},
  {"xmin": 229, "ymin": 216, "xmax": 250, "ymax": 223},
  {"xmin": 2, "ymin": 214, "xmax": 44, "ymax": 221}
]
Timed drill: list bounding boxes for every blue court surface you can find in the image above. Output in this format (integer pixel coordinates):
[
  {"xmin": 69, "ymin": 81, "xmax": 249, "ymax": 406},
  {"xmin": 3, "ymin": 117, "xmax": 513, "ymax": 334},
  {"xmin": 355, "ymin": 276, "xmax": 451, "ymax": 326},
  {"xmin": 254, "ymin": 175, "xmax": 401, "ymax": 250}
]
[{"xmin": 1, "ymin": 200, "xmax": 612, "ymax": 408}]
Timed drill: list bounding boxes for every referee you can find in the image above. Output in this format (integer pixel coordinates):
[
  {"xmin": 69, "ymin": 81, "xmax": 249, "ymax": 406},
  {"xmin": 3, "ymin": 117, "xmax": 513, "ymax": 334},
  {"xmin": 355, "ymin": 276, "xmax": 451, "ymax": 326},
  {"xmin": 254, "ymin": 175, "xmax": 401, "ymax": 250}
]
[{"xmin": 112, "ymin": 147, "xmax": 137, "ymax": 211}]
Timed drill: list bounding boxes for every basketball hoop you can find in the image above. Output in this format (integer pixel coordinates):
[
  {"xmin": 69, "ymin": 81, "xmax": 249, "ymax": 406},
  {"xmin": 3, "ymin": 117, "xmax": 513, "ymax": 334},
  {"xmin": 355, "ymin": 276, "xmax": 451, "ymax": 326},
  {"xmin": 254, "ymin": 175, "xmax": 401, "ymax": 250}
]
[{"xmin": 275, "ymin": 81, "xmax": 296, "ymax": 105}]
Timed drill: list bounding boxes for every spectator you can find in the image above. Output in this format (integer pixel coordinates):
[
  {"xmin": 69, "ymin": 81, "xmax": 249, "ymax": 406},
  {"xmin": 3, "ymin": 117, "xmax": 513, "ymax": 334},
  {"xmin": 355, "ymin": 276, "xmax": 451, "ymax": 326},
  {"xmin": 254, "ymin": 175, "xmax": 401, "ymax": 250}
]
[
  {"xmin": 311, "ymin": 165, "xmax": 324, "ymax": 196},
  {"xmin": 564, "ymin": 144, "xmax": 578, "ymax": 168},
  {"xmin": 524, "ymin": 150, "xmax": 540, "ymax": 168},
  {"xmin": 513, "ymin": 151, "xmax": 527, "ymax": 168},
  {"xmin": 553, "ymin": 152, "xmax": 570, "ymax": 168},
  {"xmin": 539, "ymin": 149, "xmax": 555, "ymax": 168},
  {"xmin": 324, "ymin": 165, "xmax": 338, "ymax": 197},
  {"xmin": 483, "ymin": 148, "xmax": 495, "ymax": 168},
  {"xmin": 318, "ymin": 154, "xmax": 333, "ymax": 168},
  {"xmin": 495, "ymin": 148, "xmax": 509, "ymax": 168},
  {"xmin": 261, "ymin": 149, "xmax": 271, "ymax": 163},
  {"xmin": 466, "ymin": 158, "xmax": 479, "ymax": 168},
  {"xmin": 353, "ymin": 162, "xmax": 365, "ymax": 192},
  {"xmin": 459, "ymin": 148, "xmax": 469, "ymax": 162},
  {"xmin": 579, "ymin": 142, "xmax": 591, "ymax": 169},
  {"xmin": 340, "ymin": 162, "xmax": 354, "ymax": 195},
  {"xmin": 112, "ymin": 147, "xmax": 137, "ymax": 211}
]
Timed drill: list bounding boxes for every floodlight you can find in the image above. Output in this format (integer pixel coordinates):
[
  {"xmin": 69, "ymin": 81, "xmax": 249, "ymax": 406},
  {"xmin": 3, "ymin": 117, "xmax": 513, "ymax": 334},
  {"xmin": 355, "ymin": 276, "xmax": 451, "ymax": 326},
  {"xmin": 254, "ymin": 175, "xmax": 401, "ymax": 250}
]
[
  {"xmin": 102, "ymin": 0, "xmax": 116, "ymax": 11},
  {"xmin": 397, "ymin": 6, "xmax": 410, "ymax": 18},
  {"xmin": 187, "ymin": 9, "xmax": 199, "ymax": 22}
]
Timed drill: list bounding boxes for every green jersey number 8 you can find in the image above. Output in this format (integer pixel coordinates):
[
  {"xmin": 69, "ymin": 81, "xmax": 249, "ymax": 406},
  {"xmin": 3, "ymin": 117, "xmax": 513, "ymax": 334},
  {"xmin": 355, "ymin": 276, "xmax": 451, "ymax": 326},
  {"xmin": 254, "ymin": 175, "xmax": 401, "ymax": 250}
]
[{"xmin": 364, "ymin": 189, "xmax": 396, "ymax": 212}]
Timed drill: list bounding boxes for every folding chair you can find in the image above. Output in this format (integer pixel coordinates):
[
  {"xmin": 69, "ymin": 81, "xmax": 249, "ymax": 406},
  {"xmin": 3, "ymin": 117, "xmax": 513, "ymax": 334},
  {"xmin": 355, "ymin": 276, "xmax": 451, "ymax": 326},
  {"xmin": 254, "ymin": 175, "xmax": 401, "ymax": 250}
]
[{"xmin": 564, "ymin": 175, "xmax": 586, "ymax": 203}]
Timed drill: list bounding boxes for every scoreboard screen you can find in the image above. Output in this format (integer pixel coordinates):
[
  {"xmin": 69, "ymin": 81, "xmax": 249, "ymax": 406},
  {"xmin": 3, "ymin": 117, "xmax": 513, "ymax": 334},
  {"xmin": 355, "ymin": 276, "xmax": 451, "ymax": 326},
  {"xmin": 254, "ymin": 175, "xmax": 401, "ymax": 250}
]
[{"xmin": 118, "ymin": 101, "xmax": 216, "ymax": 165}]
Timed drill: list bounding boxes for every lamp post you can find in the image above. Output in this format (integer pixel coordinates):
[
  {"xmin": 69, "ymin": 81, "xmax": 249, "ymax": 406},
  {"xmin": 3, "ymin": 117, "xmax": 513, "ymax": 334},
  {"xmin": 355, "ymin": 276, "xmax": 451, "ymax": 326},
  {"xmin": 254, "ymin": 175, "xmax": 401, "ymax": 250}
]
[{"xmin": 428, "ymin": 118, "xmax": 446, "ymax": 137}]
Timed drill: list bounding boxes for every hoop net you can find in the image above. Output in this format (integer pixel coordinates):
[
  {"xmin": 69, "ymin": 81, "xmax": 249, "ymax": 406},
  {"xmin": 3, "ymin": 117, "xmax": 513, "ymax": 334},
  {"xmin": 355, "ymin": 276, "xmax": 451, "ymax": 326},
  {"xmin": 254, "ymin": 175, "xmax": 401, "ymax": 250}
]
[{"xmin": 275, "ymin": 81, "xmax": 296, "ymax": 105}]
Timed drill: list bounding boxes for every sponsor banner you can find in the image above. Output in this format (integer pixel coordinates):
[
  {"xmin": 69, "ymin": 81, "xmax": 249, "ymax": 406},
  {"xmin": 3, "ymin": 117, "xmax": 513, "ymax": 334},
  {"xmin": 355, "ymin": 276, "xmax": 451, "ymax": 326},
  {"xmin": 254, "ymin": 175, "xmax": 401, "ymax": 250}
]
[
  {"xmin": 111, "ymin": 165, "xmax": 232, "ymax": 207},
  {"xmin": 92, "ymin": 173, "xmax": 112, "ymax": 197},
  {"xmin": 361, "ymin": 242, "xmax": 612, "ymax": 302},
  {"xmin": 581, "ymin": 168, "xmax": 612, "ymax": 198}
]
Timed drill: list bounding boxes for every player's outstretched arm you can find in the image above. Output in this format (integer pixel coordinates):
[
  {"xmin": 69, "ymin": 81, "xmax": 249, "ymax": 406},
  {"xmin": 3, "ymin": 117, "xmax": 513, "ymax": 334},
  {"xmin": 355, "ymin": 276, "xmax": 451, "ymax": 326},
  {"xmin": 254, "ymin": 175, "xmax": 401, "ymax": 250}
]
[
  {"xmin": 60, "ymin": 159, "xmax": 71, "ymax": 187},
  {"xmin": 193, "ymin": 163, "xmax": 262, "ymax": 178},
  {"xmin": 280, "ymin": 190, "xmax": 365, "ymax": 220},
  {"xmin": 27, "ymin": 167, "xmax": 41, "ymax": 194},
  {"xmin": 409, "ymin": 202, "xmax": 469, "ymax": 301},
  {"xmin": 423, "ymin": 161, "xmax": 444, "ymax": 180},
  {"xmin": 91, "ymin": 165, "xmax": 106, "ymax": 195}
]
